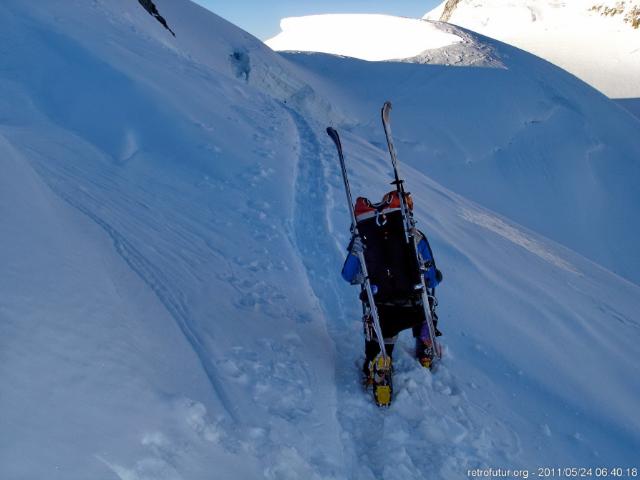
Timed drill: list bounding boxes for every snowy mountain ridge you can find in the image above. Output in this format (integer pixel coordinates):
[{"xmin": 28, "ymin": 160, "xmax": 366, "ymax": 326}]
[
  {"xmin": 265, "ymin": 14, "xmax": 463, "ymax": 62},
  {"xmin": 266, "ymin": 1, "xmax": 640, "ymax": 100},
  {"xmin": 425, "ymin": 0, "xmax": 640, "ymax": 98},
  {"xmin": 432, "ymin": 0, "xmax": 640, "ymax": 29},
  {"xmin": 400, "ymin": 22, "xmax": 505, "ymax": 67},
  {"xmin": 266, "ymin": 15, "xmax": 504, "ymax": 67}
]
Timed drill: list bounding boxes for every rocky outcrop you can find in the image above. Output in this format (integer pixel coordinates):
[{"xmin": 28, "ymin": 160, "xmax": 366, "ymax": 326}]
[
  {"xmin": 589, "ymin": 1, "xmax": 640, "ymax": 28},
  {"xmin": 437, "ymin": 0, "xmax": 639, "ymax": 29},
  {"xmin": 439, "ymin": 0, "xmax": 464, "ymax": 22},
  {"xmin": 626, "ymin": 5, "xmax": 640, "ymax": 27},
  {"xmin": 137, "ymin": 0, "xmax": 176, "ymax": 36}
]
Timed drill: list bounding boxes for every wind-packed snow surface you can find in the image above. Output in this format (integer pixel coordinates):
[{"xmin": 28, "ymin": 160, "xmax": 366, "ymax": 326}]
[{"xmin": 1, "ymin": 1, "xmax": 639, "ymax": 479}]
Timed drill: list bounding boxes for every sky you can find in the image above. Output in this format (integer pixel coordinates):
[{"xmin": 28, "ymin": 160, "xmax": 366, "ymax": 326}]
[{"xmin": 191, "ymin": 0, "xmax": 441, "ymax": 40}]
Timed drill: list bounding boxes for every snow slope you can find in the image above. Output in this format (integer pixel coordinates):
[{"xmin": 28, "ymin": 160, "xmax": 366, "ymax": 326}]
[
  {"xmin": 285, "ymin": 37, "xmax": 640, "ymax": 286},
  {"xmin": 1, "ymin": 1, "xmax": 340, "ymax": 477},
  {"xmin": 1, "ymin": 1, "xmax": 639, "ymax": 479},
  {"xmin": 424, "ymin": 0, "xmax": 640, "ymax": 99}
]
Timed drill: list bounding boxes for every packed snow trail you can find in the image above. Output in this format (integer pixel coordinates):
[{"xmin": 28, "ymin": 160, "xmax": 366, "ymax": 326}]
[
  {"xmin": 288, "ymin": 107, "xmax": 406, "ymax": 479},
  {"xmin": 287, "ymin": 111, "xmax": 531, "ymax": 477}
]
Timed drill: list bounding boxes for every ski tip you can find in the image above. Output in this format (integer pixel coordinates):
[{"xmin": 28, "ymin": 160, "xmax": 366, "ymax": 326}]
[
  {"xmin": 381, "ymin": 101, "xmax": 392, "ymax": 122},
  {"xmin": 326, "ymin": 127, "xmax": 343, "ymax": 150}
]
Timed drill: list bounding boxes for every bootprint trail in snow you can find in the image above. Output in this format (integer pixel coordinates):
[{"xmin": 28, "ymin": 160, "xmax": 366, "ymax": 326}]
[{"xmin": 288, "ymin": 111, "xmax": 525, "ymax": 477}]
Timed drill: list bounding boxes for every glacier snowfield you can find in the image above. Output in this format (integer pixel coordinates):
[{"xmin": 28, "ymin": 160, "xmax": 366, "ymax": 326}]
[{"xmin": 1, "ymin": 1, "xmax": 639, "ymax": 479}]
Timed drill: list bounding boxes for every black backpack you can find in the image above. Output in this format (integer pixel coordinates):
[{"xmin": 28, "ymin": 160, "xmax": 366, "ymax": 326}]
[{"xmin": 355, "ymin": 192, "xmax": 422, "ymax": 302}]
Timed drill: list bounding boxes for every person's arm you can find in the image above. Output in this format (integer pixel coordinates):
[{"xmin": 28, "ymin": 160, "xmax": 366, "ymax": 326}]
[
  {"xmin": 417, "ymin": 234, "xmax": 442, "ymax": 288},
  {"xmin": 341, "ymin": 254, "xmax": 362, "ymax": 284},
  {"xmin": 341, "ymin": 236, "xmax": 364, "ymax": 285}
]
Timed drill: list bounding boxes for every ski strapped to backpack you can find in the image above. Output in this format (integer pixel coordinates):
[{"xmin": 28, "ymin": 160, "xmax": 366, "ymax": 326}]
[
  {"xmin": 326, "ymin": 127, "xmax": 389, "ymax": 364},
  {"xmin": 381, "ymin": 101, "xmax": 442, "ymax": 360}
]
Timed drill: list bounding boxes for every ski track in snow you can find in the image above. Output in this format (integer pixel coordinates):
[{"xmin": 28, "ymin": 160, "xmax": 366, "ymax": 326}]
[
  {"xmin": 20, "ymin": 150, "xmax": 241, "ymax": 425},
  {"xmin": 460, "ymin": 207, "xmax": 579, "ymax": 274},
  {"xmin": 286, "ymin": 107, "xmax": 357, "ymax": 475},
  {"xmin": 288, "ymin": 108, "xmax": 388, "ymax": 479}
]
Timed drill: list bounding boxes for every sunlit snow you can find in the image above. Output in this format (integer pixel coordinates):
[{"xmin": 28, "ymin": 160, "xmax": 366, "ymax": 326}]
[
  {"xmin": 1, "ymin": 0, "xmax": 639, "ymax": 478},
  {"xmin": 266, "ymin": 14, "xmax": 462, "ymax": 61}
]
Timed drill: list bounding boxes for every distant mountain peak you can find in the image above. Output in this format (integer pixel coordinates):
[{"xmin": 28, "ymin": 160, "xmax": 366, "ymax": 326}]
[
  {"xmin": 424, "ymin": 0, "xmax": 640, "ymax": 98},
  {"xmin": 430, "ymin": 0, "xmax": 640, "ymax": 29},
  {"xmin": 440, "ymin": 0, "xmax": 463, "ymax": 22}
]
